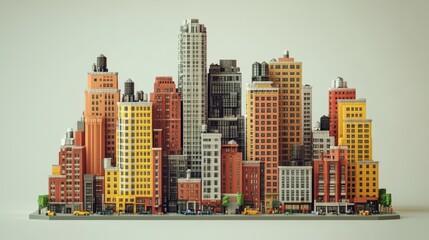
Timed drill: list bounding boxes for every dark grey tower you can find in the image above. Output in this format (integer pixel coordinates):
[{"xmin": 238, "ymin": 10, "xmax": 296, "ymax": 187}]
[
  {"xmin": 207, "ymin": 60, "xmax": 245, "ymax": 158},
  {"xmin": 251, "ymin": 61, "xmax": 269, "ymax": 82},
  {"xmin": 320, "ymin": 115, "xmax": 330, "ymax": 131}
]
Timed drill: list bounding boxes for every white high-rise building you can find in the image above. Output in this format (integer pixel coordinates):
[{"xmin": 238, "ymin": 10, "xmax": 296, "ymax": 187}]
[
  {"xmin": 178, "ymin": 19, "xmax": 207, "ymax": 178},
  {"xmin": 201, "ymin": 127, "xmax": 221, "ymax": 204},
  {"xmin": 303, "ymin": 84, "xmax": 312, "ymax": 164}
]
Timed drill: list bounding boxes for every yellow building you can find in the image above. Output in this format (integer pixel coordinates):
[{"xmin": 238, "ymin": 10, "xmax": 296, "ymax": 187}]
[
  {"xmin": 337, "ymin": 99, "xmax": 378, "ymax": 201},
  {"xmin": 267, "ymin": 51, "xmax": 303, "ymax": 165},
  {"xmin": 104, "ymin": 100, "xmax": 154, "ymax": 213}
]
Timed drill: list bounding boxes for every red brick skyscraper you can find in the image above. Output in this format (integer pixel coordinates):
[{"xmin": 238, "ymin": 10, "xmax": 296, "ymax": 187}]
[
  {"xmin": 84, "ymin": 54, "xmax": 120, "ymax": 175},
  {"xmin": 329, "ymin": 77, "xmax": 356, "ymax": 145},
  {"xmin": 150, "ymin": 76, "xmax": 182, "ymax": 155},
  {"xmin": 150, "ymin": 76, "xmax": 182, "ymax": 212}
]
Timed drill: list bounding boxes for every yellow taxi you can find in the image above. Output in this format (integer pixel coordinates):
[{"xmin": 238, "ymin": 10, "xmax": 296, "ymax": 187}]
[
  {"xmin": 73, "ymin": 210, "xmax": 90, "ymax": 216},
  {"xmin": 46, "ymin": 210, "xmax": 56, "ymax": 216}
]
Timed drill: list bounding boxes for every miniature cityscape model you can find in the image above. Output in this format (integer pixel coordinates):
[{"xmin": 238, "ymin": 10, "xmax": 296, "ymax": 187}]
[{"xmin": 33, "ymin": 19, "xmax": 396, "ymax": 220}]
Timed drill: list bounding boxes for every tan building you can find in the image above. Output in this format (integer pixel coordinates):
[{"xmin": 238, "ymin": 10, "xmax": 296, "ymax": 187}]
[{"xmin": 268, "ymin": 51, "xmax": 303, "ymax": 166}]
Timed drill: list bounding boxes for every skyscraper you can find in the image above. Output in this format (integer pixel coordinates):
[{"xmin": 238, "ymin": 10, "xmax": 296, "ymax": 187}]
[
  {"xmin": 150, "ymin": 76, "xmax": 182, "ymax": 212},
  {"xmin": 329, "ymin": 77, "xmax": 356, "ymax": 145},
  {"xmin": 208, "ymin": 60, "xmax": 245, "ymax": 158},
  {"xmin": 84, "ymin": 54, "xmax": 120, "ymax": 212},
  {"xmin": 104, "ymin": 80, "xmax": 163, "ymax": 214},
  {"xmin": 337, "ymin": 99, "xmax": 379, "ymax": 203},
  {"xmin": 268, "ymin": 51, "xmax": 303, "ymax": 166},
  {"xmin": 302, "ymin": 84, "xmax": 312, "ymax": 164},
  {"xmin": 178, "ymin": 19, "xmax": 207, "ymax": 178},
  {"xmin": 246, "ymin": 80, "xmax": 279, "ymax": 213}
]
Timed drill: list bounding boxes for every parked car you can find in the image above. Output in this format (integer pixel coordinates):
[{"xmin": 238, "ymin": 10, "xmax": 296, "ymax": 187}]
[
  {"xmin": 198, "ymin": 210, "xmax": 211, "ymax": 215},
  {"xmin": 359, "ymin": 210, "xmax": 370, "ymax": 216},
  {"xmin": 97, "ymin": 210, "xmax": 113, "ymax": 215},
  {"xmin": 182, "ymin": 210, "xmax": 196, "ymax": 215},
  {"xmin": 73, "ymin": 210, "xmax": 90, "ymax": 216},
  {"xmin": 138, "ymin": 211, "xmax": 151, "ymax": 215},
  {"xmin": 46, "ymin": 210, "xmax": 56, "ymax": 216},
  {"xmin": 242, "ymin": 208, "xmax": 260, "ymax": 215}
]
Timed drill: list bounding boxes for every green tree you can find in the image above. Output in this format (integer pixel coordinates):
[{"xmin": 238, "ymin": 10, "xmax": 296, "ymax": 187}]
[
  {"xmin": 38, "ymin": 195, "xmax": 48, "ymax": 214},
  {"xmin": 222, "ymin": 195, "xmax": 230, "ymax": 206},
  {"xmin": 222, "ymin": 195, "xmax": 230, "ymax": 214},
  {"xmin": 237, "ymin": 193, "xmax": 244, "ymax": 212},
  {"xmin": 385, "ymin": 193, "xmax": 392, "ymax": 207},
  {"xmin": 237, "ymin": 193, "xmax": 244, "ymax": 207},
  {"xmin": 272, "ymin": 200, "xmax": 280, "ymax": 213}
]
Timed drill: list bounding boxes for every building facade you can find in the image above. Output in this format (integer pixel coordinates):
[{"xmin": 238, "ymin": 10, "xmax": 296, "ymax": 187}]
[
  {"xmin": 48, "ymin": 127, "xmax": 86, "ymax": 213},
  {"xmin": 221, "ymin": 140, "xmax": 243, "ymax": 194},
  {"xmin": 302, "ymin": 84, "xmax": 312, "ymax": 164},
  {"xmin": 84, "ymin": 54, "xmax": 120, "ymax": 212},
  {"xmin": 246, "ymin": 81, "xmax": 279, "ymax": 212},
  {"xmin": 268, "ymin": 51, "xmax": 303, "ymax": 166},
  {"xmin": 150, "ymin": 76, "xmax": 182, "ymax": 212},
  {"xmin": 329, "ymin": 77, "xmax": 356, "ymax": 145},
  {"xmin": 279, "ymin": 166, "xmax": 312, "ymax": 213},
  {"xmin": 312, "ymin": 129, "xmax": 335, "ymax": 160},
  {"xmin": 208, "ymin": 60, "xmax": 245, "ymax": 158},
  {"xmin": 104, "ymin": 80, "xmax": 162, "ymax": 214},
  {"xmin": 313, "ymin": 146, "xmax": 349, "ymax": 214},
  {"xmin": 178, "ymin": 19, "xmax": 207, "ymax": 178},
  {"xmin": 167, "ymin": 155, "xmax": 188, "ymax": 212},
  {"xmin": 177, "ymin": 170, "xmax": 201, "ymax": 212},
  {"xmin": 337, "ymin": 99, "xmax": 378, "ymax": 203},
  {"xmin": 84, "ymin": 54, "xmax": 120, "ymax": 174},
  {"xmin": 201, "ymin": 127, "xmax": 222, "ymax": 209},
  {"xmin": 242, "ymin": 161, "xmax": 262, "ymax": 210}
]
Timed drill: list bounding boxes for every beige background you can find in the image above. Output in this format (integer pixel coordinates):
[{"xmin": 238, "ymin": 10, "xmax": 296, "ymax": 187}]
[{"xmin": 0, "ymin": 0, "xmax": 428, "ymax": 239}]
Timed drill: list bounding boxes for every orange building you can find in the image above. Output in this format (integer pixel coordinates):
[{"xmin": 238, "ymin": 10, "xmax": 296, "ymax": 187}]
[
  {"xmin": 84, "ymin": 54, "xmax": 120, "ymax": 212},
  {"xmin": 84, "ymin": 54, "xmax": 120, "ymax": 176},
  {"xmin": 246, "ymin": 81, "xmax": 279, "ymax": 212},
  {"xmin": 268, "ymin": 51, "xmax": 303, "ymax": 166},
  {"xmin": 221, "ymin": 140, "xmax": 243, "ymax": 195}
]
